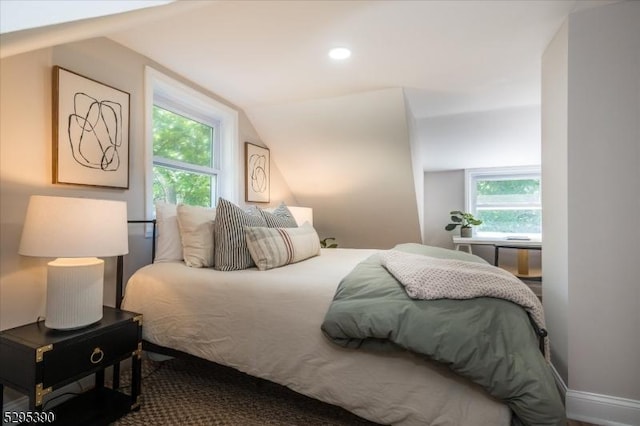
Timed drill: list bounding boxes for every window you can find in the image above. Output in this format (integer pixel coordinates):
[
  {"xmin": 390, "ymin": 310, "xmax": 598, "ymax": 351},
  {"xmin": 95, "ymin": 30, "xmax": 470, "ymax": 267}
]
[
  {"xmin": 152, "ymin": 104, "xmax": 217, "ymax": 207},
  {"xmin": 145, "ymin": 67, "xmax": 238, "ymax": 213},
  {"xmin": 466, "ymin": 167, "xmax": 541, "ymax": 237}
]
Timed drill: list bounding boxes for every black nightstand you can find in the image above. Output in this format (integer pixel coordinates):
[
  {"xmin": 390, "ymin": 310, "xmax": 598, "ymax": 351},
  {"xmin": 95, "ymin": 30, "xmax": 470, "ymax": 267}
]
[{"xmin": 0, "ymin": 306, "xmax": 142, "ymax": 425}]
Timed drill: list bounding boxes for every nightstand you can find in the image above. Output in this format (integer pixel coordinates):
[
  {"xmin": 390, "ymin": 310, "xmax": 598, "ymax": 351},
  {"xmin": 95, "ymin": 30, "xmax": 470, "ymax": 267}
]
[{"xmin": 0, "ymin": 306, "xmax": 142, "ymax": 425}]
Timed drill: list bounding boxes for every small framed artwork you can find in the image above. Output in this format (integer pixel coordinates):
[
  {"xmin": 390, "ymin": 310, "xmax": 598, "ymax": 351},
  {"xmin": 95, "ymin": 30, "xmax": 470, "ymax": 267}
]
[
  {"xmin": 245, "ymin": 142, "xmax": 270, "ymax": 203},
  {"xmin": 52, "ymin": 66, "xmax": 130, "ymax": 189}
]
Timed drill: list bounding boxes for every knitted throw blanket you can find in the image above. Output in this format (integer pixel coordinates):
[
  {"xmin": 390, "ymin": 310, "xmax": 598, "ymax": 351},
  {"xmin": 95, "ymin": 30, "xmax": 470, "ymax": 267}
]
[{"xmin": 379, "ymin": 249, "xmax": 549, "ymax": 360}]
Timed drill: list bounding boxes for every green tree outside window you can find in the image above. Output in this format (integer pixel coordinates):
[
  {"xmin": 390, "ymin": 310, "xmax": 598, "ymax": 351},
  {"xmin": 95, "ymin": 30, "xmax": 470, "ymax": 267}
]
[
  {"xmin": 152, "ymin": 106, "xmax": 216, "ymax": 207},
  {"xmin": 475, "ymin": 178, "xmax": 541, "ymax": 234}
]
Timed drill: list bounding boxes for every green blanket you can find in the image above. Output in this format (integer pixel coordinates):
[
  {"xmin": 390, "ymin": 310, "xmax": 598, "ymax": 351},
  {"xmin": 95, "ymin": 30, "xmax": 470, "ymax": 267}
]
[{"xmin": 321, "ymin": 243, "xmax": 565, "ymax": 426}]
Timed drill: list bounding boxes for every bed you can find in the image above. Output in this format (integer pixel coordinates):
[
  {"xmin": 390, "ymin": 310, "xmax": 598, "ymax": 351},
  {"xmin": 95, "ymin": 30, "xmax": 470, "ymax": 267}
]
[{"xmin": 118, "ymin": 201, "xmax": 564, "ymax": 425}]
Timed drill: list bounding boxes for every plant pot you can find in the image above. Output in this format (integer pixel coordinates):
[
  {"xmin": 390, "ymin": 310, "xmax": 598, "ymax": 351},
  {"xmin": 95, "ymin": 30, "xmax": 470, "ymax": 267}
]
[{"xmin": 460, "ymin": 227, "xmax": 472, "ymax": 238}]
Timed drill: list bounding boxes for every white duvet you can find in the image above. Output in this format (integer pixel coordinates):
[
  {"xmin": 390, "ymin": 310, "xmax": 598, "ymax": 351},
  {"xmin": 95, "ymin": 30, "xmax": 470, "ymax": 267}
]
[{"xmin": 122, "ymin": 248, "xmax": 510, "ymax": 425}]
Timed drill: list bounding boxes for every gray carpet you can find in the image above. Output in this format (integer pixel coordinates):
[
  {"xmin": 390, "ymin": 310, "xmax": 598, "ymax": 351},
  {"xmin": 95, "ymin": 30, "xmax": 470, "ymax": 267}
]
[{"xmin": 112, "ymin": 357, "xmax": 379, "ymax": 426}]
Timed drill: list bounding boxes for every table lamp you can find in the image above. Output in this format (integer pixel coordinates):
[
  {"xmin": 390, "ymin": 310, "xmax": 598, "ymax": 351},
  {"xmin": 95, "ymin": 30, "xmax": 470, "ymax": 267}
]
[{"xmin": 19, "ymin": 195, "xmax": 128, "ymax": 330}]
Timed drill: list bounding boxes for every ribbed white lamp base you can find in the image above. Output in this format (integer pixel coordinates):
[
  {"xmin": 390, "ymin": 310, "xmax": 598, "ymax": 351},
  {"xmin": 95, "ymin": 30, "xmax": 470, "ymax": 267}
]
[{"xmin": 45, "ymin": 257, "xmax": 104, "ymax": 330}]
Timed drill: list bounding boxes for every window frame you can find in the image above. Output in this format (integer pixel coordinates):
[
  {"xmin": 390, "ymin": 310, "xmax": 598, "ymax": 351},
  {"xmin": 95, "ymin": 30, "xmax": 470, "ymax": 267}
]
[
  {"xmin": 465, "ymin": 166, "xmax": 542, "ymax": 238},
  {"xmin": 144, "ymin": 66, "xmax": 239, "ymax": 219}
]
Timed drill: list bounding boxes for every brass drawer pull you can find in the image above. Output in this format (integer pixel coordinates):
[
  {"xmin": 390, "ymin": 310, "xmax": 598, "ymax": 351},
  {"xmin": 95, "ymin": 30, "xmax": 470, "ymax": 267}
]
[{"xmin": 90, "ymin": 347, "xmax": 104, "ymax": 364}]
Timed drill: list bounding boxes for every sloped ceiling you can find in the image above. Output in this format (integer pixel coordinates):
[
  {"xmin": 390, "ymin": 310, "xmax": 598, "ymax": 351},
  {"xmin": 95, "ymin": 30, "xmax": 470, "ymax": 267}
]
[
  {"xmin": 2, "ymin": 1, "xmax": 616, "ymax": 143},
  {"xmin": 0, "ymin": 0, "xmax": 617, "ymax": 246},
  {"xmin": 248, "ymin": 88, "xmax": 421, "ymax": 248},
  {"xmin": 0, "ymin": 0, "xmax": 174, "ymax": 34},
  {"xmin": 103, "ymin": 0, "xmax": 602, "ymax": 117}
]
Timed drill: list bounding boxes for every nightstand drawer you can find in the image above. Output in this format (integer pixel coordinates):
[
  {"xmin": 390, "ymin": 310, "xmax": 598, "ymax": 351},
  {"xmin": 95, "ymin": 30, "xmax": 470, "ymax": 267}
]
[{"xmin": 42, "ymin": 319, "xmax": 139, "ymax": 387}]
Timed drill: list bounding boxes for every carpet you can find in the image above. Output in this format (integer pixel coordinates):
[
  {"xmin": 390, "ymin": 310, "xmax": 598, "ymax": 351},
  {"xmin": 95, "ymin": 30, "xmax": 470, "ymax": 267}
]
[{"xmin": 112, "ymin": 357, "xmax": 379, "ymax": 426}]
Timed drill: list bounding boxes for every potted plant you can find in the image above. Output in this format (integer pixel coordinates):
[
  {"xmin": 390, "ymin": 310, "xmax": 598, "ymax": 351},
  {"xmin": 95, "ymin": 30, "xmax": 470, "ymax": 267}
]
[
  {"xmin": 320, "ymin": 237, "xmax": 338, "ymax": 248},
  {"xmin": 444, "ymin": 211, "xmax": 482, "ymax": 238}
]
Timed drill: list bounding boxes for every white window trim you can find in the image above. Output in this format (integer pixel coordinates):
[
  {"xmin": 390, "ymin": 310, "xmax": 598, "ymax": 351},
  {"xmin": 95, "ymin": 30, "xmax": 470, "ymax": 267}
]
[
  {"xmin": 144, "ymin": 66, "xmax": 239, "ymax": 220},
  {"xmin": 465, "ymin": 165, "xmax": 541, "ymax": 238}
]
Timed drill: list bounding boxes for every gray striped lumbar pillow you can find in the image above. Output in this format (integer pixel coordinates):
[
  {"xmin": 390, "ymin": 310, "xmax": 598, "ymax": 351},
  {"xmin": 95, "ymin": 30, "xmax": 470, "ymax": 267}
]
[{"xmin": 245, "ymin": 223, "xmax": 321, "ymax": 271}]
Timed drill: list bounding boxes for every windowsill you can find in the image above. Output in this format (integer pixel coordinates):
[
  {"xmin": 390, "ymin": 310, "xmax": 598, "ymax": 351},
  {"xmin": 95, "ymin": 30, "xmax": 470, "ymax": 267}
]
[
  {"xmin": 452, "ymin": 235, "xmax": 542, "ymax": 247},
  {"xmin": 475, "ymin": 231, "xmax": 541, "ymax": 239}
]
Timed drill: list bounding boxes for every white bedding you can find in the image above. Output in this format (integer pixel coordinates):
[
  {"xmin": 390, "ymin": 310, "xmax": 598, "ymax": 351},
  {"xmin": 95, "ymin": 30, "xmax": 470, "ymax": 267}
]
[{"xmin": 122, "ymin": 248, "xmax": 510, "ymax": 425}]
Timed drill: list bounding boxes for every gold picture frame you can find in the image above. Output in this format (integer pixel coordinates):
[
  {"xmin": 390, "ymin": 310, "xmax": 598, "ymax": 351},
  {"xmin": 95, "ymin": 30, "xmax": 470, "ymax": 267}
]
[
  {"xmin": 53, "ymin": 66, "xmax": 130, "ymax": 189},
  {"xmin": 245, "ymin": 142, "xmax": 270, "ymax": 203}
]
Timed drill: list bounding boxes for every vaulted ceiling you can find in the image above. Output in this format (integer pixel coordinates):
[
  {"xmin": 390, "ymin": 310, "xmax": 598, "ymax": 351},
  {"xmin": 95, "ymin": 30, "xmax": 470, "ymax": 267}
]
[
  {"xmin": 106, "ymin": 0, "xmax": 604, "ymax": 118},
  {"xmin": 3, "ymin": 0, "xmax": 612, "ymax": 119},
  {"xmin": 0, "ymin": 0, "xmax": 617, "ymax": 246},
  {"xmin": 1, "ymin": 0, "xmax": 615, "ymax": 173}
]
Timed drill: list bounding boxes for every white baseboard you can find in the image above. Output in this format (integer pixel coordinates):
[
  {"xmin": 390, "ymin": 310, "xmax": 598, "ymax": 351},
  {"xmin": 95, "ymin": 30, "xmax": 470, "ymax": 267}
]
[
  {"xmin": 566, "ymin": 390, "xmax": 640, "ymax": 425},
  {"xmin": 549, "ymin": 364, "xmax": 639, "ymax": 425},
  {"xmin": 550, "ymin": 363, "xmax": 568, "ymax": 396}
]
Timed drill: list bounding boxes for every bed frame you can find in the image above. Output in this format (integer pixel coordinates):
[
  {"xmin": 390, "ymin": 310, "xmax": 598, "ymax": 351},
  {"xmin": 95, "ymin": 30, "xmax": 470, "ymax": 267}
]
[{"xmin": 115, "ymin": 219, "xmax": 548, "ymax": 362}]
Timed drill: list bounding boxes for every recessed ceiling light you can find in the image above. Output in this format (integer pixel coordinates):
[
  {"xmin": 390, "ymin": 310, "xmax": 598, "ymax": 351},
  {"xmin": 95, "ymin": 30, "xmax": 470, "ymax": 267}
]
[{"xmin": 328, "ymin": 47, "xmax": 351, "ymax": 60}]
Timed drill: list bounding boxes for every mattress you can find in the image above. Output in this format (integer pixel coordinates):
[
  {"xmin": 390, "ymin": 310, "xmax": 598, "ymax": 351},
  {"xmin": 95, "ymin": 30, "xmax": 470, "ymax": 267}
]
[{"xmin": 122, "ymin": 248, "xmax": 510, "ymax": 425}]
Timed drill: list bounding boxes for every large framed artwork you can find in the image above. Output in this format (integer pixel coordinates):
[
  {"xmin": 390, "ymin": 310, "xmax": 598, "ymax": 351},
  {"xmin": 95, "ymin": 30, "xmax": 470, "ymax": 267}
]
[
  {"xmin": 52, "ymin": 66, "xmax": 130, "ymax": 189},
  {"xmin": 245, "ymin": 142, "xmax": 270, "ymax": 203}
]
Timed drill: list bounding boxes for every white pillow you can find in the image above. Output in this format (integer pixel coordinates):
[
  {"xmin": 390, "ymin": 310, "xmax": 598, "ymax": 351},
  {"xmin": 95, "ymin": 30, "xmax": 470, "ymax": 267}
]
[
  {"xmin": 245, "ymin": 223, "xmax": 321, "ymax": 271},
  {"xmin": 154, "ymin": 202, "xmax": 183, "ymax": 263},
  {"xmin": 176, "ymin": 204, "xmax": 216, "ymax": 268}
]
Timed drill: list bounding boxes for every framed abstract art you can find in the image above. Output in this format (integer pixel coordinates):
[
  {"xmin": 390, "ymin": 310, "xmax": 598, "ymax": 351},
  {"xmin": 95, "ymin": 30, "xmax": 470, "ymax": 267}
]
[
  {"xmin": 245, "ymin": 142, "xmax": 270, "ymax": 203},
  {"xmin": 52, "ymin": 66, "xmax": 130, "ymax": 189}
]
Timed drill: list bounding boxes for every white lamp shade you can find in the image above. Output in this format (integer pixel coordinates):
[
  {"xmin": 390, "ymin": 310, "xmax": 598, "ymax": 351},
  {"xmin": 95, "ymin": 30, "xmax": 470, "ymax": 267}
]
[
  {"xmin": 288, "ymin": 206, "xmax": 313, "ymax": 227},
  {"xmin": 19, "ymin": 195, "xmax": 129, "ymax": 258}
]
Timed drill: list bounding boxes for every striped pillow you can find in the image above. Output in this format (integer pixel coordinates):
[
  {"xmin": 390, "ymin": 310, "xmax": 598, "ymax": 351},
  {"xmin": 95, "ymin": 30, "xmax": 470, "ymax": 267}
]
[
  {"xmin": 260, "ymin": 202, "xmax": 297, "ymax": 228},
  {"xmin": 245, "ymin": 223, "xmax": 321, "ymax": 271},
  {"xmin": 214, "ymin": 198, "xmax": 267, "ymax": 271}
]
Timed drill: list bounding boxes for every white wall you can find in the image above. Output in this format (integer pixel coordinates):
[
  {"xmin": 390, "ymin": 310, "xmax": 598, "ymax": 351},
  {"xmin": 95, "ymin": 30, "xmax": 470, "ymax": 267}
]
[
  {"xmin": 405, "ymin": 93, "xmax": 425, "ymax": 242},
  {"xmin": 417, "ymin": 106, "xmax": 541, "ymax": 172},
  {"xmin": 423, "ymin": 170, "xmax": 464, "ymax": 249},
  {"xmin": 247, "ymin": 88, "xmax": 422, "ymax": 249},
  {"xmin": 0, "ymin": 37, "xmax": 295, "ymax": 331},
  {"xmin": 541, "ymin": 20, "xmax": 569, "ymax": 383},
  {"xmin": 566, "ymin": 1, "xmax": 640, "ymax": 400},
  {"xmin": 542, "ymin": 1, "xmax": 640, "ymax": 422},
  {"xmin": 0, "ymin": 48, "xmax": 53, "ymax": 330}
]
